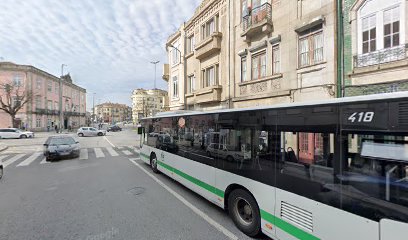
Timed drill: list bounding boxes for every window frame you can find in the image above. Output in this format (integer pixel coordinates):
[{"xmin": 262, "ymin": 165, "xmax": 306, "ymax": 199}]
[
  {"xmin": 298, "ymin": 26, "xmax": 324, "ymax": 68},
  {"xmin": 251, "ymin": 51, "xmax": 267, "ymax": 80},
  {"xmin": 172, "ymin": 76, "xmax": 179, "ymax": 99},
  {"xmin": 272, "ymin": 44, "xmax": 281, "ymax": 74},
  {"xmin": 241, "ymin": 57, "xmax": 247, "ymax": 82}
]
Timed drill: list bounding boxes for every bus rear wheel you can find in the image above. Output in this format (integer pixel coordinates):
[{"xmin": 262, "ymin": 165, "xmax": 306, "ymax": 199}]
[
  {"xmin": 150, "ymin": 153, "xmax": 159, "ymax": 174},
  {"xmin": 228, "ymin": 189, "xmax": 261, "ymax": 237}
]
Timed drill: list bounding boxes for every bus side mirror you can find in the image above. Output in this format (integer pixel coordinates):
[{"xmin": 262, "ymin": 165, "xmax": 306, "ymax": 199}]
[{"xmin": 137, "ymin": 127, "xmax": 144, "ymax": 135}]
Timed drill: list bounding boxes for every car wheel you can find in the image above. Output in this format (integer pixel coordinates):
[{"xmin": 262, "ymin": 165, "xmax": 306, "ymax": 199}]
[
  {"xmin": 78, "ymin": 133, "xmax": 84, "ymax": 137},
  {"xmin": 20, "ymin": 135, "xmax": 27, "ymax": 139},
  {"xmin": 0, "ymin": 167, "xmax": 3, "ymax": 179},
  {"xmin": 227, "ymin": 156, "xmax": 234, "ymax": 162},
  {"xmin": 228, "ymin": 189, "xmax": 261, "ymax": 237},
  {"xmin": 98, "ymin": 132, "xmax": 103, "ymax": 136},
  {"xmin": 150, "ymin": 153, "xmax": 159, "ymax": 174}
]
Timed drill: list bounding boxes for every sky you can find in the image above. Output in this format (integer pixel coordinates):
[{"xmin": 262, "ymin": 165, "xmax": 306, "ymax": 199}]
[{"xmin": 0, "ymin": 0, "xmax": 201, "ymax": 109}]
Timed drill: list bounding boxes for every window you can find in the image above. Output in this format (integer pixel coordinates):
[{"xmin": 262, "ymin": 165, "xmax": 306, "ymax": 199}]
[
  {"xmin": 35, "ymin": 96, "xmax": 41, "ymax": 109},
  {"xmin": 55, "ymin": 83, "xmax": 59, "ymax": 94},
  {"xmin": 242, "ymin": 0, "xmax": 249, "ymax": 17},
  {"xmin": 202, "ymin": 15, "xmax": 218, "ymax": 40},
  {"xmin": 299, "ymin": 25, "xmax": 324, "ymax": 67},
  {"xmin": 384, "ymin": 6, "xmax": 400, "ymax": 49},
  {"xmin": 202, "ymin": 65, "xmax": 218, "ymax": 87},
  {"xmin": 241, "ymin": 57, "xmax": 247, "ymax": 82},
  {"xmin": 272, "ymin": 45, "xmax": 280, "ymax": 74},
  {"xmin": 12, "ymin": 97, "xmax": 21, "ymax": 108},
  {"xmin": 47, "ymin": 80, "xmax": 52, "ymax": 92},
  {"xmin": 13, "ymin": 75, "xmax": 22, "ymax": 86},
  {"xmin": 251, "ymin": 52, "xmax": 266, "ymax": 80},
  {"xmin": 48, "ymin": 100, "xmax": 53, "ymax": 110},
  {"xmin": 188, "ymin": 75, "xmax": 195, "ymax": 93},
  {"xmin": 171, "ymin": 46, "xmax": 180, "ymax": 65},
  {"xmin": 36, "ymin": 117, "xmax": 42, "ymax": 128},
  {"xmin": 172, "ymin": 76, "xmax": 178, "ymax": 98},
  {"xmin": 54, "ymin": 102, "xmax": 59, "ymax": 111},
  {"xmin": 36, "ymin": 78, "xmax": 42, "ymax": 89},
  {"xmin": 362, "ymin": 15, "xmax": 377, "ymax": 53},
  {"xmin": 187, "ymin": 35, "xmax": 195, "ymax": 53}
]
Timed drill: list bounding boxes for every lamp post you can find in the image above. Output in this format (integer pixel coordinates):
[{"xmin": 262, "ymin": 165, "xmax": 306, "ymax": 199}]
[
  {"xmin": 92, "ymin": 93, "xmax": 96, "ymax": 123},
  {"xmin": 150, "ymin": 61, "xmax": 160, "ymax": 89},
  {"xmin": 59, "ymin": 64, "xmax": 67, "ymax": 132}
]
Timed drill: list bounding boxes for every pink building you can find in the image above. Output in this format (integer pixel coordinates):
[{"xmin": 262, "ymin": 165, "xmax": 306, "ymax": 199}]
[{"xmin": 0, "ymin": 62, "xmax": 87, "ymax": 131}]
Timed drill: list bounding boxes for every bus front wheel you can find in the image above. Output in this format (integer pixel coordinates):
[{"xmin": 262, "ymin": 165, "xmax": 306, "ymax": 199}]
[
  {"xmin": 228, "ymin": 189, "xmax": 261, "ymax": 237},
  {"xmin": 150, "ymin": 153, "xmax": 159, "ymax": 174}
]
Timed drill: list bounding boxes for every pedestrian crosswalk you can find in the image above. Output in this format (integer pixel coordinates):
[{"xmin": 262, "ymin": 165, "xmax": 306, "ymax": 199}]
[{"xmin": 0, "ymin": 146, "xmax": 140, "ymax": 169}]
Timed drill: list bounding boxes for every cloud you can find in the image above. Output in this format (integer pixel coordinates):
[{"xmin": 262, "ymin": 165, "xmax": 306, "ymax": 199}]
[{"xmin": 0, "ymin": 0, "xmax": 201, "ymax": 108}]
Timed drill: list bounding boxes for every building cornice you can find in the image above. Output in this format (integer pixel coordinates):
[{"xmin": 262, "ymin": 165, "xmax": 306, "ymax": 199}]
[{"xmin": 185, "ymin": 0, "xmax": 224, "ymax": 30}]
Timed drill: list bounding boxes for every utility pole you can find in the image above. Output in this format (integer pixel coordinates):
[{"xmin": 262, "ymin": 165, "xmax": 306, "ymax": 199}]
[
  {"xmin": 150, "ymin": 61, "xmax": 160, "ymax": 89},
  {"xmin": 60, "ymin": 64, "xmax": 67, "ymax": 132}
]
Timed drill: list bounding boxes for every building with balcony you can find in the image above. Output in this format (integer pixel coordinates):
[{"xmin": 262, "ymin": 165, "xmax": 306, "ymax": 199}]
[
  {"xmin": 344, "ymin": 0, "xmax": 408, "ymax": 96},
  {"xmin": 0, "ymin": 62, "xmax": 87, "ymax": 130},
  {"xmin": 164, "ymin": 0, "xmax": 230, "ymax": 111},
  {"xmin": 131, "ymin": 88, "xmax": 168, "ymax": 123},
  {"xmin": 94, "ymin": 102, "xmax": 132, "ymax": 124},
  {"xmin": 232, "ymin": 0, "xmax": 337, "ymax": 108}
]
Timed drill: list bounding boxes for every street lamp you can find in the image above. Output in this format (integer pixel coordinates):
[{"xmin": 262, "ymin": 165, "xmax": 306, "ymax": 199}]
[
  {"xmin": 150, "ymin": 61, "xmax": 160, "ymax": 89},
  {"xmin": 59, "ymin": 64, "xmax": 67, "ymax": 132}
]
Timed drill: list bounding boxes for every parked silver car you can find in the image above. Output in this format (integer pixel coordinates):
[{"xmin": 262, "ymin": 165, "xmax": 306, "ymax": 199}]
[
  {"xmin": 0, "ymin": 128, "xmax": 34, "ymax": 139},
  {"xmin": 77, "ymin": 127, "xmax": 106, "ymax": 137}
]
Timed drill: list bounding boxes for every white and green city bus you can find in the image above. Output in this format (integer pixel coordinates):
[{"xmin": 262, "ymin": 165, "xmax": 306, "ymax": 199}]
[{"xmin": 139, "ymin": 92, "xmax": 408, "ymax": 240}]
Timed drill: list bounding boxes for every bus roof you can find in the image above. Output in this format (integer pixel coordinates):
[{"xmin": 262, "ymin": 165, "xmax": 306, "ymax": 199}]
[{"xmin": 142, "ymin": 91, "xmax": 408, "ymax": 120}]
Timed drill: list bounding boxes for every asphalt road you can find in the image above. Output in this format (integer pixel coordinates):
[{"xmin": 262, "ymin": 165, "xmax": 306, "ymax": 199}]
[{"xmin": 0, "ymin": 128, "xmax": 269, "ymax": 240}]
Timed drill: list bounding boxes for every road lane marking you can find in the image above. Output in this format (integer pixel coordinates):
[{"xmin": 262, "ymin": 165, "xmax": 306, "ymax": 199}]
[
  {"xmin": 106, "ymin": 147, "xmax": 119, "ymax": 157},
  {"xmin": 127, "ymin": 159, "xmax": 238, "ymax": 240},
  {"xmin": 40, "ymin": 158, "xmax": 49, "ymax": 164},
  {"xmin": 94, "ymin": 148, "xmax": 105, "ymax": 158},
  {"xmin": 17, "ymin": 152, "xmax": 42, "ymax": 167},
  {"xmin": 3, "ymin": 154, "xmax": 26, "ymax": 167},
  {"xmin": 0, "ymin": 155, "xmax": 9, "ymax": 162},
  {"xmin": 79, "ymin": 149, "xmax": 88, "ymax": 160},
  {"xmin": 103, "ymin": 136, "xmax": 116, "ymax": 148},
  {"xmin": 122, "ymin": 150, "xmax": 132, "ymax": 156}
]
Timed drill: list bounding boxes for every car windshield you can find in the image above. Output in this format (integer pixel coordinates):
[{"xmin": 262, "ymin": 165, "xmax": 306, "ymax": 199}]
[{"xmin": 49, "ymin": 137, "xmax": 76, "ymax": 146}]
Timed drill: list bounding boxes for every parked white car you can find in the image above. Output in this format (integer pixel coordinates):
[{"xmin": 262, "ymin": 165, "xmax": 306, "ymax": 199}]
[
  {"xmin": 0, "ymin": 128, "xmax": 35, "ymax": 139},
  {"xmin": 77, "ymin": 127, "xmax": 106, "ymax": 137}
]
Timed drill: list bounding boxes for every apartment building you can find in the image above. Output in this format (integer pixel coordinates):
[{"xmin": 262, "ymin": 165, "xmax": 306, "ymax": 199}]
[
  {"xmin": 164, "ymin": 0, "xmax": 230, "ymax": 111},
  {"xmin": 131, "ymin": 88, "xmax": 168, "ymax": 123},
  {"xmin": 0, "ymin": 62, "xmax": 86, "ymax": 130},
  {"xmin": 94, "ymin": 102, "xmax": 132, "ymax": 124},
  {"xmin": 163, "ymin": 0, "xmax": 337, "ymax": 110},
  {"xmin": 343, "ymin": 0, "xmax": 408, "ymax": 96}
]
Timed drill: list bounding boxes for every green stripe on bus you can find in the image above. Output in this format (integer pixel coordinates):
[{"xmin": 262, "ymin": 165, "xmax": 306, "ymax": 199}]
[
  {"xmin": 141, "ymin": 151, "xmax": 319, "ymax": 240},
  {"xmin": 260, "ymin": 210, "xmax": 320, "ymax": 240},
  {"xmin": 157, "ymin": 160, "xmax": 225, "ymax": 198}
]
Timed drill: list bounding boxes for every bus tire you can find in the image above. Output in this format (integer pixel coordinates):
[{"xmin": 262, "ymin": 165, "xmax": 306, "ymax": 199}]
[
  {"xmin": 228, "ymin": 189, "xmax": 261, "ymax": 237},
  {"xmin": 150, "ymin": 153, "xmax": 159, "ymax": 174}
]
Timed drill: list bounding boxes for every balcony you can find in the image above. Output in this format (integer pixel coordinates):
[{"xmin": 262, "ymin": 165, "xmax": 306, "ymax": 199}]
[
  {"xmin": 162, "ymin": 64, "xmax": 169, "ymax": 81},
  {"xmin": 241, "ymin": 3, "xmax": 272, "ymax": 41},
  {"xmin": 354, "ymin": 44, "xmax": 408, "ymax": 68},
  {"xmin": 195, "ymin": 32, "xmax": 222, "ymax": 60},
  {"xmin": 187, "ymin": 85, "xmax": 222, "ymax": 104}
]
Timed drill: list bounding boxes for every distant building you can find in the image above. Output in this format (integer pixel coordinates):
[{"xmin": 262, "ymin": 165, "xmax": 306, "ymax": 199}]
[
  {"xmin": 94, "ymin": 103, "xmax": 131, "ymax": 124},
  {"xmin": 0, "ymin": 62, "xmax": 87, "ymax": 130},
  {"xmin": 131, "ymin": 88, "xmax": 169, "ymax": 123}
]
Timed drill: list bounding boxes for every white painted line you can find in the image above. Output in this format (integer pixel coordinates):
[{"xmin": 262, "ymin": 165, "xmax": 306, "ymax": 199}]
[
  {"xmin": 40, "ymin": 158, "xmax": 49, "ymax": 164},
  {"xmin": 17, "ymin": 152, "xmax": 42, "ymax": 167},
  {"xmin": 128, "ymin": 159, "xmax": 238, "ymax": 240},
  {"xmin": 0, "ymin": 155, "xmax": 9, "ymax": 162},
  {"xmin": 79, "ymin": 149, "xmax": 88, "ymax": 160},
  {"xmin": 3, "ymin": 154, "xmax": 26, "ymax": 168},
  {"xmin": 122, "ymin": 150, "xmax": 132, "ymax": 156},
  {"xmin": 106, "ymin": 147, "xmax": 119, "ymax": 157},
  {"xmin": 103, "ymin": 136, "xmax": 116, "ymax": 148},
  {"xmin": 94, "ymin": 148, "xmax": 105, "ymax": 158}
]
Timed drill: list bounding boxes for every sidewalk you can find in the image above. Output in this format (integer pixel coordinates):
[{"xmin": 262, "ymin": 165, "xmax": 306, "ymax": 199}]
[{"xmin": 0, "ymin": 142, "xmax": 8, "ymax": 152}]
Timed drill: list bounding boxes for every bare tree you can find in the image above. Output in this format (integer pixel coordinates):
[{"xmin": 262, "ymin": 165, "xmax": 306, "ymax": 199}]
[{"xmin": 0, "ymin": 81, "xmax": 32, "ymax": 128}]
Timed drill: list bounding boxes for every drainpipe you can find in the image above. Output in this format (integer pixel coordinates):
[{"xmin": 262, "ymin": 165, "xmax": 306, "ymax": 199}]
[
  {"xmin": 336, "ymin": 0, "xmax": 344, "ymax": 97},
  {"xmin": 228, "ymin": 0, "xmax": 232, "ymax": 109}
]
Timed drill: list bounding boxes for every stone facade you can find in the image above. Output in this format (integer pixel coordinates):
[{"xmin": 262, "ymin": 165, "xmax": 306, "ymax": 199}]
[
  {"xmin": 164, "ymin": 0, "xmax": 337, "ymax": 110},
  {"xmin": 131, "ymin": 88, "xmax": 168, "ymax": 123},
  {"xmin": 0, "ymin": 62, "xmax": 86, "ymax": 131},
  {"xmin": 344, "ymin": 0, "xmax": 408, "ymax": 96},
  {"xmin": 94, "ymin": 103, "xmax": 132, "ymax": 124}
]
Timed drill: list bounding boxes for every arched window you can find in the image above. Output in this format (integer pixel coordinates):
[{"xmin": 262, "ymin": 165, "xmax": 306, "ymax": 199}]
[{"xmin": 357, "ymin": 0, "xmax": 405, "ymax": 54}]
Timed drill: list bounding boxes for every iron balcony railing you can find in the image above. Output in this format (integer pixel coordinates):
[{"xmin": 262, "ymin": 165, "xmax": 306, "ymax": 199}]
[
  {"xmin": 354, "ymin": 44, "xmax": 408, "ymax": 68},
  {"xmin": 242, "ymin": 3, "xmax": 272, "ymax": 32}
]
